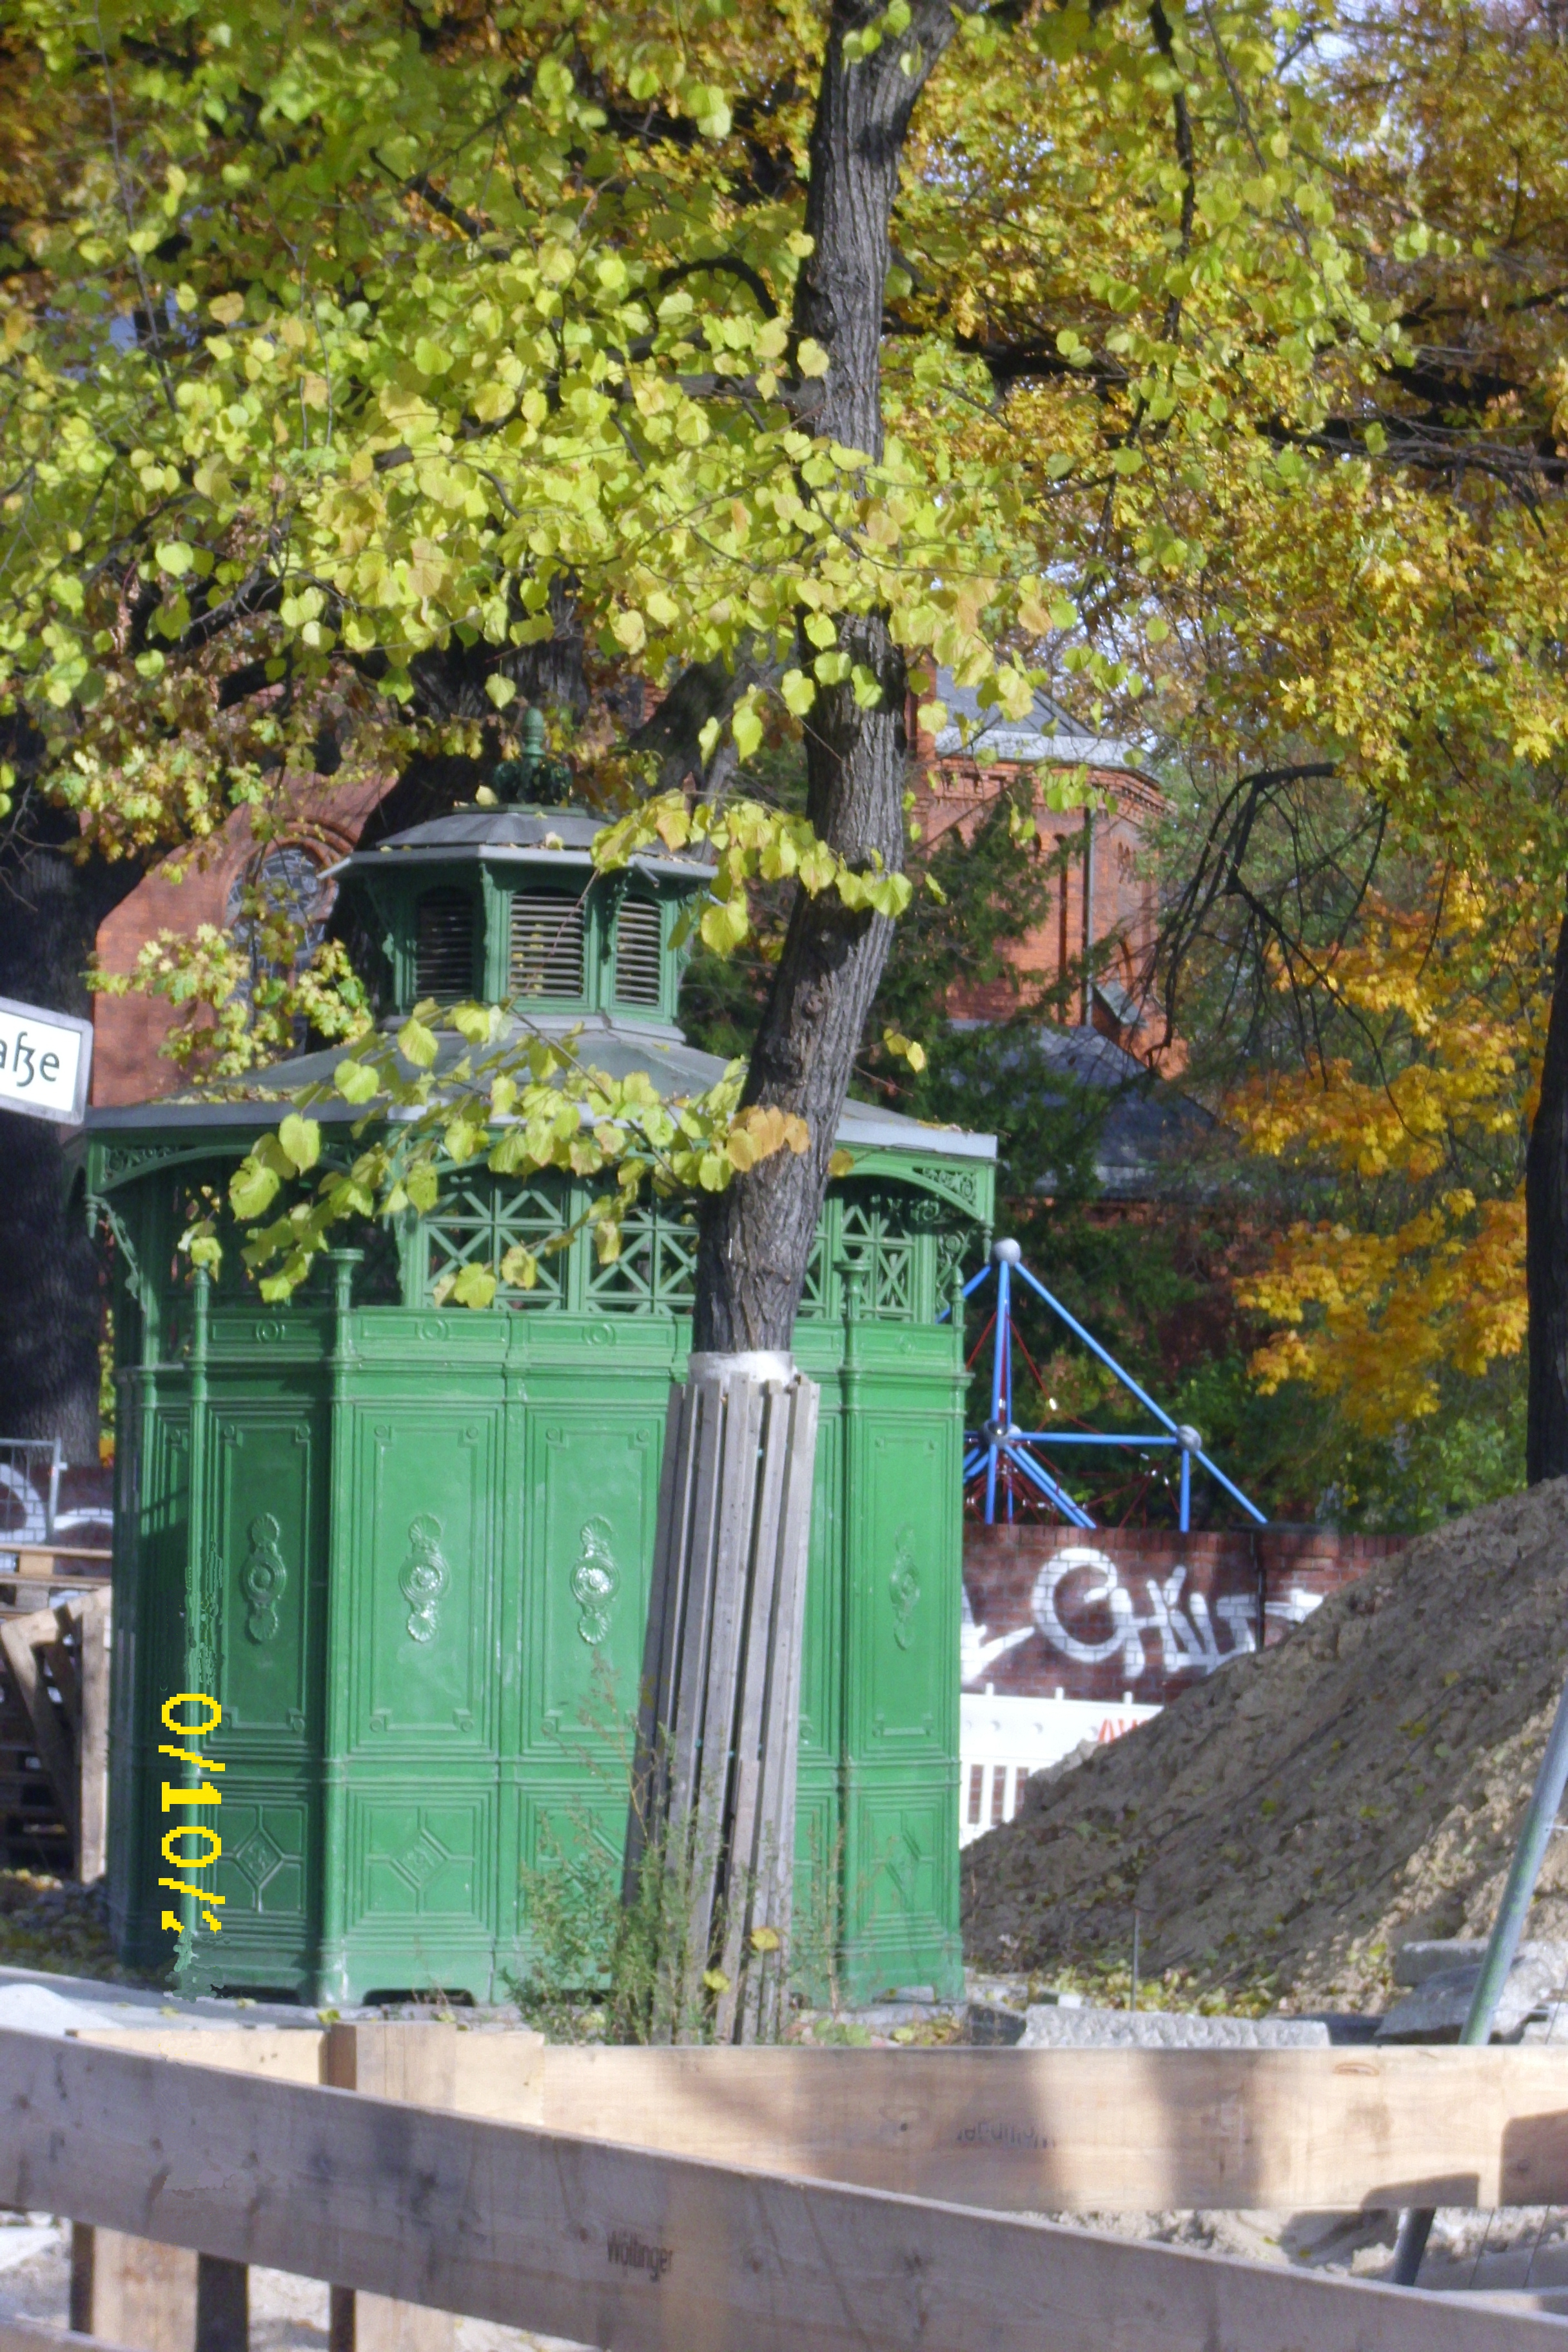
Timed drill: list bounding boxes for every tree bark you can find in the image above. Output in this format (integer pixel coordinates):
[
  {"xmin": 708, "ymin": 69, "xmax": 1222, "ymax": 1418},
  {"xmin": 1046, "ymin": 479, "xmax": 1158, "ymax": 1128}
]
[
  {"xmin": 691, "ymin": 1, "xmax": 961, "ymax": 1353},
  {"xmin": 1528, "ymin": 898, "xmax": 1568, "ymax": 1480},
  {"xmin": 0, "ymin": 796, "xmax": 142, "ymax": 1462}
]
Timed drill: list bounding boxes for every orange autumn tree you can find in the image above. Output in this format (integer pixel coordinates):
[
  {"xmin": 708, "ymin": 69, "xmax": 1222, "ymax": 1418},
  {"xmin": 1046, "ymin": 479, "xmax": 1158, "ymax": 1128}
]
[{"xmin": 1229, "ymin": 879, "xmax": 1547, "ymax": 1436}]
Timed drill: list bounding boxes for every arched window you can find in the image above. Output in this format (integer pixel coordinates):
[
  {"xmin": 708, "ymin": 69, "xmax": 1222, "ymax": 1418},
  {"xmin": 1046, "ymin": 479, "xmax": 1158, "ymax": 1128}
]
[
  {"xmin": 226, "ymin": 844, "xmax": 331, "ymax": 1014},
  {"xmin": 415, "ymin": 888, "xmax": 476, "ymax": 1001},
  {"xmin": 613, "ymin": 896, "xmax": 662, "ymax": 1007}
]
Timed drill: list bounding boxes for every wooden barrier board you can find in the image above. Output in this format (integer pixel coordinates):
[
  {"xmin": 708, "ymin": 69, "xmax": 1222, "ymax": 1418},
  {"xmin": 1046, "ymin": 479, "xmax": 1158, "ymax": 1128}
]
[
  {"xmin": 3, "ymin": 2322, "xmax": 139, "ymax": 2352},
  {"xmin": 69, "ymin": 2025, "xmax": 1568, "ymax": 2213},
  {"xmin": 5, "ymin": 2026, "xmax": 1565, "ymax": 2352}
]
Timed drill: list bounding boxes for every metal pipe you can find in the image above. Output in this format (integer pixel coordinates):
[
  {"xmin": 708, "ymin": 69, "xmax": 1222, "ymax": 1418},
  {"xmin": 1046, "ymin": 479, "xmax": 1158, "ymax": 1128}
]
[
  {"xmin": 936, "ymin": 1263, "xmax": 993, "ymax": 1322},
  {"xmin": 1391, "ymin": 1670, "xmax": 1568, "ymax": 2286},
  {"xmin": 999, "ymin": 1440, "xmax": 1095, "ymax": 1527},
  {"xmin": 1012, "ymin": 1260, "xmax": 1184, "ymax": 1436},
  {"xmin": 983, "ymin": 1257, "xmax": 1009, "ymax": 1525},
  {"xmin": 1179, "ymin": 1446, "xmax": 1191, "ymax": 1534},
  {"xmin": 950, "ymin": 1242, "xmax": 1268, "ymax": 1530},
  {"xmin": 1192, "ymin": 1446, "xmax": 1269, "ymax": 1526},
  {"xmin": 1017, "ymin": 1432, "xmax": 1181, "ymax": 1446}
]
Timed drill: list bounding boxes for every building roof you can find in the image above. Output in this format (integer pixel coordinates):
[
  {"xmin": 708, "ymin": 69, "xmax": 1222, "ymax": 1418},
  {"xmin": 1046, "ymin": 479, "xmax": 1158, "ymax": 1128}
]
[
  {"xmin": 321, "ymin": 803, "xmax": 714, "ymax": 886},
  {"xmin": 87, "ymin": 1008, "xmax": 997, "ymax": 1163},
  {"xmin": 930, "ymin": 668, "xmax": 1156, "ymax": 781},
  {"xmin": 950, "ymin": 1020, "xmax": 1208, "ymax": 1200}
]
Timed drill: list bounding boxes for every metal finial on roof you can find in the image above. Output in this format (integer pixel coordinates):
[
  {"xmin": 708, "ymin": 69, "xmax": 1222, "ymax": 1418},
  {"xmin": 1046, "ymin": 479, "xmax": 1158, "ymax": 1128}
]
[{"xmin": 492, "ymin": 703, "xmax": 573, "ymax": 808}]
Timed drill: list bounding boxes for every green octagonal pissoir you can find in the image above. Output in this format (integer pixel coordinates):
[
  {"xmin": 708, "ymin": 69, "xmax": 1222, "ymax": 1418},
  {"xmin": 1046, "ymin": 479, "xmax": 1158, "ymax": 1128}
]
[{"xmin": 87, "ymin": 795, "xmax": 995, "ymax": 2008}]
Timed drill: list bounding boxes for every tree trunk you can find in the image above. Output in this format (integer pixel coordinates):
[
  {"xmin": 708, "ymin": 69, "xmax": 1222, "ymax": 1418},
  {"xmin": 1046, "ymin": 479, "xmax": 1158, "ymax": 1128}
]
[
  {"xmin": 0, "ymin": 798, "xmax": 141, "ymax": 1462},
  {"xmin": 1528, "ymin": 898, "xmax": 1568, "ymax": 1480},
  {"xmin": 691, "ymin": 1, "xmax": 961, "ymax": 1353}
]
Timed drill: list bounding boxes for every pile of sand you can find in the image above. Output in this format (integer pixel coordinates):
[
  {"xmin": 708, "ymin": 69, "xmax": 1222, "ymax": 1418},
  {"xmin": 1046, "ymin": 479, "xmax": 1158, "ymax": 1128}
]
[{"xmin": 962, "ymin": 1480, "xmax": 1568, "ymax": 2012}]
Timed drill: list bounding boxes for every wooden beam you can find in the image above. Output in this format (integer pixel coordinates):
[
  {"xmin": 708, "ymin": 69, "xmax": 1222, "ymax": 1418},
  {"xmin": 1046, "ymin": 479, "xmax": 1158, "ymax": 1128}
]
[
  {"xmin": 6, "ymin": 2027, "xmax": 1563, "ymax": 2352},
  {"xmin": 324, "ymin": 2022, "xmax": 456, "ymax": 2352},
  {"xmin": 525, "ymin": 2041, "xmax": 1568, "ymax": 2213},
  {"xmin": 66, "ymin": 2028, "xmax": 1568, "ymax": 2215},
  {"xmin": 75, "ymin": 1591, "xmax": 110, "ymax": 1884},
  {"xmin": 2, "ymin": 2318, "xmax": 142, "ymax": 2352},
  {"xmin": 0, "ymin": 1610, "xmax": 77, "ymax": 1850},
  {"xmin": 67, "ymin": 2222, "xmax": 197, "ymax": 2352},
  {"xmin": 8, "ymin": 1547, "xmax": 112, "ymax": 1569}
]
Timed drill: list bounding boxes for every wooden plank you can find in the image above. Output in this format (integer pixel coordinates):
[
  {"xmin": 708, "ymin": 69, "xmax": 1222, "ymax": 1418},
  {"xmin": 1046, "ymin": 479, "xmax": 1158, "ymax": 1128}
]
[
  {"xmin": 73, "ymin": 2019, "xmax": 546, "ymax": 2124},
  {"xmin": 65, "ymin": 2027, "xmax": 1568, "ymax": 2215},
  {"xmin": 76, "ymin": 1591, "xmax": 110, "ymax": 1883},
  {"xmin": 749, "ymin": 1376, "xmax": 817, "ymax": 2041},
  {"xmin": 325, "ymin": 2023, "xmax": 458, "ymax": 2352},
  {"xmin": 683, "ymin": 1375, "xmax": 763, "ymax": 2007},
  {"xmin": 527, "ymin": 2042, "xmax": 1568, "ymax": 2215},
  {"xmin": 8, "ymin": 1546, "xmax": 112, "ymax": 1569},
  {"xmin": 0, "ymin": 2027, "xmax": 1559, "ymax": 2352},
  {"xmin": 3, "ymin": 2317, "xmax": 142, "ymax": 2352},
  {"xmin": 68, "ymin": 2222, "xmax": 197, "ymax": 2352},
  {"xmin": 71, "ymin": 2026, "xmax": 328, "ymax": 2082},
  {"xmin": 712, "ymin": 1378, "xmax": 790, "ymax": 2041},
  {"xmin": 0, "ymin": 1611, "xmax": 77, "ymax": 1851},
  {"xmin": 623, "ymin": 1382, "xmax": 691, "ymax": 1897}
]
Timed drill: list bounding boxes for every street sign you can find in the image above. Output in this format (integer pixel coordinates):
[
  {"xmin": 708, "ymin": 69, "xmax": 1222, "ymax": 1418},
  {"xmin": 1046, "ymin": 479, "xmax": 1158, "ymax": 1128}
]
[{"xmin": 0, "ymin": 994, "xmax": 93, "ymax": 1125}]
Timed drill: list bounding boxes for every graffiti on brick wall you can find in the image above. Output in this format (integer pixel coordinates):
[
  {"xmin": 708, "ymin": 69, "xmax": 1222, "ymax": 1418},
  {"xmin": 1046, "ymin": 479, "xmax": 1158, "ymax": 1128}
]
[{"xmin": 1029, "ymin": 1545, "xmax": 1322, "ymax": 1688}]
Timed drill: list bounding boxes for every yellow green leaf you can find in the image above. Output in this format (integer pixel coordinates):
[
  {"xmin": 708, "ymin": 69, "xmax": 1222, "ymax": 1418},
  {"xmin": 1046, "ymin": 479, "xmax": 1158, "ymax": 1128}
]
[
  {"xmin": 279, "ymin": 1113, "xmax": 320, "ymax": 1173},
  {"xmin": 451, "ymin": 1262, "xmax": 497, "ymax": 1308},
  {"xmin": 398, "ymin": 1017, "xmax": 439, "ymax": 1070}
]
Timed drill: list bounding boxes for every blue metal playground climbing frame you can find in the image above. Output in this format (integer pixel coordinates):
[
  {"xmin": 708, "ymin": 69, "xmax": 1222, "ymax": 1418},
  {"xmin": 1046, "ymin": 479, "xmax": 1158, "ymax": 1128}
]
[{"xmin": 947, "ymin": 1239, "xmax": 1268, "ymax": 1533}]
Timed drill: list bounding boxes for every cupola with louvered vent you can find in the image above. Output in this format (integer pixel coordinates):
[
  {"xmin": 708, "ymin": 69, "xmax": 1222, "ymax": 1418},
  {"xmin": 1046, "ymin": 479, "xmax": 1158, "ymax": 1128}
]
[
  {"xmin": 613, "ymin": 896, "xmax": 663, "ymax": 1009},
  {"xmin": 415, "ymin": 887, "xmax": 476, "ymax": 1001},
  {"xmin": 324, "ymin": 791, "xmax": 712, "ymax": 1027},
  {"xmin": 510, "ymin": 891, "xmax": 585, "ymax": 999}
]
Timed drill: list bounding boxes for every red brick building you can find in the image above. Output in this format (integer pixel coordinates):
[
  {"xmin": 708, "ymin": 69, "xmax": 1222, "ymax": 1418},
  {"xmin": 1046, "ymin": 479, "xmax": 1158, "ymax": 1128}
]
[
  {"xmin": 910, "ymin": 669, "xmax": 1170, "ymax": 1062},
  {"xmin": 93, "ymin": 674, "xmax": 1171, "ymax": 1104}
]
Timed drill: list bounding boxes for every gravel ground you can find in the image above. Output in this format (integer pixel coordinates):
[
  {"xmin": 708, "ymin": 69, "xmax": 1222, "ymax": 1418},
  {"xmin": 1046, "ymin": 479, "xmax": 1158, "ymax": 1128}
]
[{"xmin": 963, "ymin": 1480, "xmax": 1568, "ymax": 2014}]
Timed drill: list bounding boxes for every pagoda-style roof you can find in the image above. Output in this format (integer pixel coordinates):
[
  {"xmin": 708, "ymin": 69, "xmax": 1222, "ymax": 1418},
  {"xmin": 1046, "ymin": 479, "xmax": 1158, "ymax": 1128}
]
[
  {"xmin": 323, "ymin": 803, "xmax": 712, "ymax": 884},
  {"xmin": 88, "ymin": 796, "xmax": 997, "ymax": 1202},
  {"xmin": 87, "ymin": 1006, "xmax": 996, "ymax": 1166}
]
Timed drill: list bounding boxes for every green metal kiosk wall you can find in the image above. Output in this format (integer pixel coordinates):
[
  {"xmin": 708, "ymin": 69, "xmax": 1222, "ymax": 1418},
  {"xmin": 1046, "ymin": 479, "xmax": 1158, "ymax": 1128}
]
[{"xmin": 95, "ymin": 1153, "xmax": 988, "ymax": 2008}]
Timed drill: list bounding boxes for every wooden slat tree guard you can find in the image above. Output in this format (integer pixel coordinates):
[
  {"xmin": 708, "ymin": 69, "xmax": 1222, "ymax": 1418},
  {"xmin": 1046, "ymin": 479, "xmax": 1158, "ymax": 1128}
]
[
  {"xmin": 4, "ymin": 2028, "xmax": 1567, "ymax": 2352},
  {"xmin": 625, "ymin": 1356, "xmax": 819, "ymax": 2043}
]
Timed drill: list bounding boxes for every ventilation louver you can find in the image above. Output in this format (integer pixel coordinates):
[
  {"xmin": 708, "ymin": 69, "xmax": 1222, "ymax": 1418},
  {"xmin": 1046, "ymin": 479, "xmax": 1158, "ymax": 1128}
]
[
  {"xmin": 614, "ymin": 897, "xmax": 663, "ymax": 1008},
  {"xmin": 510, "ymin": 891, "xmax": 585, "ymax": 998},
  {"xmin": 415, "ymin": 888, "xmax": 475, "ymax": 1001}
]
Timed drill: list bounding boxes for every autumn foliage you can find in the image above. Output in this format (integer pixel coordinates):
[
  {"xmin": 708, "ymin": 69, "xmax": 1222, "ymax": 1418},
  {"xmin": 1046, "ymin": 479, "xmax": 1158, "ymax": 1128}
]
[{"xmin": 1231, "ymin": 882, "xmax": 1544, "ymax": 1435}]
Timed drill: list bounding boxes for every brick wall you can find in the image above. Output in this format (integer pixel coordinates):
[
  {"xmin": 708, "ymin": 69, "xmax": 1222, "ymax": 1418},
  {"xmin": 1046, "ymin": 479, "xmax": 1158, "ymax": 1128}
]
[
  {"xmin": 963, "ymin": 1522, "xmax": 1407, "ymax": 1704},
  {"xmin": 906, "ymin": 721, "xmax": 1172, "ymax": 1060},
  {"xmin": 92, "ymin": 772, "xmax": 393, "ymax": 1107}
]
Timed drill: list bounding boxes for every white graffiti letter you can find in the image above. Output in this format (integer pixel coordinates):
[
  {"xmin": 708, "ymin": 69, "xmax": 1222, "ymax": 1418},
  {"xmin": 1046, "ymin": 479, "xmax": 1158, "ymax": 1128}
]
[{"xmin": 1031, "ymin": 1547, "xmax": 1148, "ymax": 1684}]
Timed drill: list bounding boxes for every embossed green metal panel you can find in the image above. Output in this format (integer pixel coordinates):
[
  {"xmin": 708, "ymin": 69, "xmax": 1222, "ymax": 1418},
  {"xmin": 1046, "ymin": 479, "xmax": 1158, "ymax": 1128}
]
[
  {"xmin": 202, "ymin": 1398, "xmax": 326, "ymax": 1990},
  {"xmin": 522, "ymin": 1404, "xmax": 660, "ymax": 1753},
  {"xmin": 351, "ymin": 1408, "xmax": 502, "ymax": 1750},
  {"xmin": 107, "ymin": 1397, "xmax": 189, "ymax": 1971},
  {"xmin": 337, "ymin": 1399, "xmax": 505, "ymax": 1994}
]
